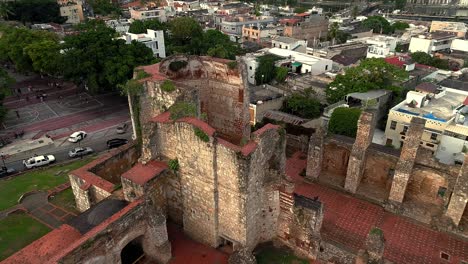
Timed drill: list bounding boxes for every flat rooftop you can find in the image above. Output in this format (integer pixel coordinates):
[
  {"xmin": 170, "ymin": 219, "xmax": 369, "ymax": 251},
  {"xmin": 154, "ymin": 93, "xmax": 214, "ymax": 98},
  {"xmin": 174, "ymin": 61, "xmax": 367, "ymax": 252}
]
[
  {"xmin": 394, "ymin": 89, "xmax": 467, "ymax": 121},
  {"xmin": 250, "ymin": 85, "xmax": 284, "ymax": 103}
]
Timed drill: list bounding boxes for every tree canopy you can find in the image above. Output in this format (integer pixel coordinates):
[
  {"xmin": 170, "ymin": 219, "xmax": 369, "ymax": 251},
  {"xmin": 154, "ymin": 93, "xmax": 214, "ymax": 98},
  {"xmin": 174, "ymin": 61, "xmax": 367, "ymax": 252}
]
[
  {"xmin": 328, "ymin": 107, "xmax": 362, "ymax": 138},
  {"xmin": 282, "ymin": 88, "xmax": 321, "ymax": 119},
  {"xmin": 392, "ymin": 21, "xmax": 409, "ymax": 31},
  {"xmin": 255, "ymin": 54, "xmax": 281, "ymax": 84},
  {"xmin": 362, "ymin": 16, "xmax": 393, "ymax": 35},
  {"xmin": 410, "ymin": 52, "xmax": 449, "ymax": 70},
  {"xmin": 89, "ymin": 0, "xmax": 121, "ymax": 16},
  {"xmin": 128, "ymin": 19, "xmax": 166, "ymax": 34},
  {"xmin": 5, "ymin": 0, "xmax": 65, "ymax": 24},
  {"xmin": 0, "ymin": 68, "xmax": 14, "ymax": 122},
  {"xmin": 326, "ymin": 58, "xmax": 408, "ymax": 103}
]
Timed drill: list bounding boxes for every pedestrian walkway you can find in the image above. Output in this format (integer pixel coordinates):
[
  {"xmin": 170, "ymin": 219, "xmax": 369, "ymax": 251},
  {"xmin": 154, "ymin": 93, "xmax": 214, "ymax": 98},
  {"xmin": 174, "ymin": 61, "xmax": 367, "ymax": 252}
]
[
  {"xmin": 287, "ymin": 151, "xmax": 468, "ymax": 264},
  {"xmin": 20, "ymin": 190, "xmax": 76, "ymax": 229}
]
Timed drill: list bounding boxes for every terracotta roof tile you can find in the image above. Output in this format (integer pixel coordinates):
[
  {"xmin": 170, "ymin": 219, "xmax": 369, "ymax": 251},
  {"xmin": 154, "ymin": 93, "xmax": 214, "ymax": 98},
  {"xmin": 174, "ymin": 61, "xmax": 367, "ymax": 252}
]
[
  {"xmin": 122, "ymin": 160, "xmax": 167, "ymax": 185},
  {"xmin": 177, "ymin": 117, "xmax": 216, "ymax": 136}
]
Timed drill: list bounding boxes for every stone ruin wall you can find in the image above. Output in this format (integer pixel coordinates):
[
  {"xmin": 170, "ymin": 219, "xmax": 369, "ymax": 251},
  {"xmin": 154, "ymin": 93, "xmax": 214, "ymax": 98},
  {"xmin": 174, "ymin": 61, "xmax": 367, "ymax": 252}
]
[
  {"xmin": 150, "ymin": 55, "xmax": 251, "ymax": 143},
  {"xmin": 144, "ymin": 118, "xmax": 284, "ymax": 250},
  {"xmin": 57, "ymin": 201, "xmax": 171, "ymax": 264},
  {"xmin": 69, "ymin": 145, "xmax": 139, "ymax": 212}
]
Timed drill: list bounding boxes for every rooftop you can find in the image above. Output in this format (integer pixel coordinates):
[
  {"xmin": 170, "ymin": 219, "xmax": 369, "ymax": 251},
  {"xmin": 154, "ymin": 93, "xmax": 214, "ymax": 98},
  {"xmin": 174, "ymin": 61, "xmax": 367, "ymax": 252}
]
[
  {"xmin": 250, "ymin": 85, "xmax": 284, "ymax": 103},
  {"xmin": 393, "ymin": 88, "xmax": 468, "ymax": 121},
  {"xmin": 268, "ymin": 47, "xmax": 328, "ymax": 65},
  {"xmin": 272, "ymin": 36, "xmax": 302, "ymax": 44},
  {"xmin": 122, "ymin": 160, "xmax": 168, "ymax": 185}
]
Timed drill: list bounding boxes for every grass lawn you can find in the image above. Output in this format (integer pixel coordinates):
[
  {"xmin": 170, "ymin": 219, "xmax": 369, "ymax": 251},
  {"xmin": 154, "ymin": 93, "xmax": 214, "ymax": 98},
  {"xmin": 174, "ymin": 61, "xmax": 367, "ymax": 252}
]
[
  {"xmin": 0, "ymin": 212, "xmax": 50, "ymax": 261},
  {"xmin": 255, "ymin": 246, "xmax": 309, "ymax": 264},
  {"xmin": 49, "ymin": 188, "xmax": 79, "ymax": 214},
  {"xmin": 0, "ymin": 157, "xmax": 94, "ymax": 211}
]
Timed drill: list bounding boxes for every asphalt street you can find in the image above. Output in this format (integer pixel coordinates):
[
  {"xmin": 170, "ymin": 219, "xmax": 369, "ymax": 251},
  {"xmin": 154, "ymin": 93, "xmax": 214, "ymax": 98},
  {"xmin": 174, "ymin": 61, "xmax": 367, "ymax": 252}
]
[{"xmin": 3, "ymin": 127, "xmax": 133, "ymax": 172}]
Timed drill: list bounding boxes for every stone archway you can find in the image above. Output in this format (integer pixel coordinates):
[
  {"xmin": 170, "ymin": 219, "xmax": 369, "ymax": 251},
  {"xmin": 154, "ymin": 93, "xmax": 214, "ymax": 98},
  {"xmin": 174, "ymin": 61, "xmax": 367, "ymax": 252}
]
[{"xmin": 120, "ymin": 236, "xmax": 145, "ymax": 264}]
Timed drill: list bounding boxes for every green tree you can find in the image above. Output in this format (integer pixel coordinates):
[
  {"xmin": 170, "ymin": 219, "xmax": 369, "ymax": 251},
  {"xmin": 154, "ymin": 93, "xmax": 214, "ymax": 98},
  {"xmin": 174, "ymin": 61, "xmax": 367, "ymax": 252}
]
[
  {"xmin": 128, "ymin": 19, "xmax": 166, "ymax": 34},
  {"xmin": 169, "ymin": 17, "xmax": 203, "ymax": 47},
  {"xmin": 395, "ymin": 0, "xmax": 406, "ymax": 10},
  {"xmin": 275, "ymin": 67, "xmax": 289, "ymax": 83},
  {"xmin": 89, "ymin": 0, "xmax": 121, "ymax": 16},
  {"xmin": 7, "ymin": 0, "xmax": 65, "ymax": 24},
  {"xmin": 0, "ymin": 2, "xmax": 14, "ymax": 20},
  {"xmin": 24, "ymin": 39, "xmax": 62, "ymax": 75},
  {"xmin": 362, "ymin": 16, "xmax": 393, "ymax": 34},
  {"xmin": 392, "ymin": 21, "xmax": 409, "ymax": 31},
  {"xmin": 351, "ymin": 5, "xmax": 359, "ymax": 18},
  {"xmin": 61, "ymin": 20, "xmax": 154, "ymax": 94},
  {"xmin": 202, "ymin": 30, "xmax": 240, "ymax": 59},
  {"xmin": 294, "ymin": 7, "xmax": 307, "ymax": 13},
  {"xmin": 0, "ymin": 68, "xmax": 14, "ymax": 122},
  {"xmin": 255, "ymin": 54, "xmax": 280, "ymax": 84},
  {"xmin": 326, "ymin": 58, "xmax": 408, "ymax": 103},
  {"xmin": 328, "ymin": 107, "xmax": 362, "ymax": 137},
  {"xmin": 328, "ymin": 22, "xmax": 339, "ymax": 45},
  {"xmin": 282, "ymin": 88, "xmax": 321, "ymax": 119},
  {"xmin": 410, "ymin": 51, "xmax": 432, "ymax": 65}
]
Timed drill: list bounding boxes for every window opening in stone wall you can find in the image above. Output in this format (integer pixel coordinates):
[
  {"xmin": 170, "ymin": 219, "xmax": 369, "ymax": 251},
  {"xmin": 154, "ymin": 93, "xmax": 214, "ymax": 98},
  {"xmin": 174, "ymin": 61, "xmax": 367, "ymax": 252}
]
[
  {"xmin": 390, "ymin": 121, "xmax": 397, "ymax": 130},
  {"xmin": 238, "ymin": 89, "xmax": 244, "ymax": 103},
  {"xmin": 440, "ymin": 251, "xmax": 450, "ymax": 261},
  {"xmin": 403, "ymin": 126, "xmax": 409, "ymax": 134},
  {"xmin": 431, "ymin": 133, "xmax": 438, "ymax": 140},
  {"xmin": 438, "ymin": 187, "xmax": 447, "ymax": 197},
  {"xmin": 387, "ymin": 169, "xmax": 395, "ymax": 180},
  {"xmin": 121, "ymin": 236, "xmax": 144, "ymax": 264}
]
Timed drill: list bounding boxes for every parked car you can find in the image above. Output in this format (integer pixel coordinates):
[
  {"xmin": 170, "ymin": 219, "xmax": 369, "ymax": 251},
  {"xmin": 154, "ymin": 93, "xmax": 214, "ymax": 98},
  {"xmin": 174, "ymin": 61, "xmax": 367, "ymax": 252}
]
[
  {"xmin": 107, "ymin": 138, "xmax": 128, "ymax": 149},
  {"xmin": 116, "ymin": 123, "xmax": 128, "ymax": 134},
  {"xmin": 0, "ymin": 166, "xmax": 15, "ymax": 178},
  {"xmin": 23, "ymin": 155, "xmax": 56, "ymax": 169},
  {"xmin": 68, "ymin": 147, "xmax": 94, "ymax": 158},
  {"xmin": 68, "ymin": 131, "xmax": 87, "ymax": 143}
]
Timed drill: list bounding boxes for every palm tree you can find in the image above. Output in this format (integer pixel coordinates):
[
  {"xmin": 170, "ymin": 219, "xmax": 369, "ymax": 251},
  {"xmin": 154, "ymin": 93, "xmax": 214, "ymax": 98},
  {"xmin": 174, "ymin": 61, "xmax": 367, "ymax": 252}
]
[{"xmin": 0, "ymin": 2, "xmax": 13, "ymax": 20}]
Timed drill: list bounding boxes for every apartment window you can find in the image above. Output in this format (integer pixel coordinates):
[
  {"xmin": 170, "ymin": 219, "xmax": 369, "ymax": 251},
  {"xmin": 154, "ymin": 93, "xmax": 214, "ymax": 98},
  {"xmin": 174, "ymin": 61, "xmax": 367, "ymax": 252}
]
[
  {"xmin": 249, "ymin": 66, "xmax": 252, "ymax": 70},
  {"xmin": 403, "ymin": 126, "xmax": 409, "ymax": 134},
  {"xmin": 325, "ymin": 65, "xmax": 328, "ymax": 71},
  {"xmin": 390, "ymin": 121, "xmax": 397, "ymax": 130},
  {"xmin": 430, "ymin": 133, "xmax": 438, "ymax": 140}
]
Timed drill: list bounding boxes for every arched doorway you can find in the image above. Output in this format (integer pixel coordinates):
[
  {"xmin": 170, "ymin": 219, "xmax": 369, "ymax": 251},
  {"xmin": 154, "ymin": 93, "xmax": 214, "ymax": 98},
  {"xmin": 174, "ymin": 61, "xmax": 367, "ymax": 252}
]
[{"xmin": 120, "ymin": 236, "xmax": 145, "ymax": 264}]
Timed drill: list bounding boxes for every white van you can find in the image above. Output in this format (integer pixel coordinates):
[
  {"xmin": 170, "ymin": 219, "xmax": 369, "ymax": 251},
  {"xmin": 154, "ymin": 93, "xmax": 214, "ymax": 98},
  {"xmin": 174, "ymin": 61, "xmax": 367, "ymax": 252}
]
[{"xmin": 23, "ymin": 155, "xmax": 56, "ymax": 169}]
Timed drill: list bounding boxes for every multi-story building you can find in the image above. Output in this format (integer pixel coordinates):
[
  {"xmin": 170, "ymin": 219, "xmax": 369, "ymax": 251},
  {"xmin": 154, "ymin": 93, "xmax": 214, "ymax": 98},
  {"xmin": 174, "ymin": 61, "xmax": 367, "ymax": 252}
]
[
  {"xmin": 283, "ymin": 15, "xmax": 328, "ymax": 47},
  {"xmin": 244, "ymin": 48, "xmax": 332, "ymax": 85},
  {"xmin": 130, "ymin": 7, "xmax": 167, "ymax": 22},
  {"xmin": 219, "ymin": 15, "xmax": 276, "ymax": 42},
  {"xmin": 408, "ymin": 32, "xmax": 458, "ymax": 54},
  {"xmin": 364, "ymin": 36, "xmax": 397, "ymax": 58},
  {"xmin": 59, "ymin": 1, "xmax": 84, "ymax": 24},
  {"xmin": 120, "ymin": 29, "xmax": 166, "ymax": 58},
  {"xmin": 106, "ymin": 19, "xmax": 131, "ymax": 34},
  {"xmin": 385, "ymin": 81, "xmax": 468, "ymax": 163},
  {"xmin": 271, "ymin": 36, "xmax": 308, "ymax": 53},
  {"xmin": 430, "ymin": 21, "xmax": 467, "ymax": 38},
  {"xmin": 242, "ymin": 24, "xmax": 283, "ymax": 44}
]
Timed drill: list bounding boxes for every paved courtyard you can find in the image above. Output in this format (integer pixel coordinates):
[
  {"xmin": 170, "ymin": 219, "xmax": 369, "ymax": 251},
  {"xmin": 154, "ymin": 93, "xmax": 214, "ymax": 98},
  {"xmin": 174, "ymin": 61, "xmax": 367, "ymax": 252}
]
[{"xmin": 287, "ymin": 152, "xmax": 468, "ymax": 264}]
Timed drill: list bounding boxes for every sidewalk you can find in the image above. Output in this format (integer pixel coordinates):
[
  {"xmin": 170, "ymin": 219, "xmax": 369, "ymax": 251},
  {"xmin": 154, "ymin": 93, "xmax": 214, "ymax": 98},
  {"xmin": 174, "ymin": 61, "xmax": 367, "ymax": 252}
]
[{"xmin": 287, "ymin": 151, "xmax": 468, "ymax": 264}]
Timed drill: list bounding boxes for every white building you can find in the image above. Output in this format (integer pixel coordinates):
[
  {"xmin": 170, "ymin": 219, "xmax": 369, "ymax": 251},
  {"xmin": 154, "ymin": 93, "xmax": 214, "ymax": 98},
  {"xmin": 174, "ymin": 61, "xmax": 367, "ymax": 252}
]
[
  {"xmin": 408, "ymin": 32, "xmax": 458, "ymax": 54},
  {"xmin": 451, "ymin": 39, "xmax": 468, "ymax": 53},
  {"xmin": 106, "ymin": 19, "xmax": 131, "ymax": 34},
  {"xmin": 120, "ymin": 29, "xmax": 166, "ymax": 58},
  {"xmin": 244, "ymin": 48, "xmax": 333, "ymax": 85},
  {"xmin": 271, "ymin": 36, "xmax": 308, "ymax": 54},
  {"xmin": 130, "ymin": 8, "xmax": 167, "ymax": 22},
  {"xmin": 366, "ymin": 36, "xmax": 397, "ymax": 58}
]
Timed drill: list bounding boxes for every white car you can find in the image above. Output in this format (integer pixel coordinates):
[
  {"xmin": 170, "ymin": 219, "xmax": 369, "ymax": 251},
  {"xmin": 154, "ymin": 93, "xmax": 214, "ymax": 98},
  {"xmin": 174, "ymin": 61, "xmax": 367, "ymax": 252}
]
[
  {"xmin": 23, "ymin": 155, "xmax": 56, "ymax": 169},
  {"xmin": 68, "ymin": 131, "xmax": 87, "ymax": 143},
  {"xmin": 68, "ymin": 147, "xmax": 94, "ymax": 158}
]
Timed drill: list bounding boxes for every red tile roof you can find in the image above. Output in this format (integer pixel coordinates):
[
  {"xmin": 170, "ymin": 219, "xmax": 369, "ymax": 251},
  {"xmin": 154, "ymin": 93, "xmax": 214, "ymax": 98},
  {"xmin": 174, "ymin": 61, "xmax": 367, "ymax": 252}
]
[
  {"xmin": 253, "ymin": 123, "xmax": 280, "ymax": 136},
  {"xmin": 122, "ymin": 0, "xmax": 142, "ymax": 8},
  {"xmin": 295, "ymin": 12, "xmax": 310, "ymax": 17},
  {"xmin": 151, "ymin": 111, "xmax": 172, "ymax": 123},
  {"xmin": 3, "ymin": 224, "xmax": 82, "ymax": 264},
  {"xmin": 122, "ymin": 160, "xmax": 167, "ymax": 185},
  {"xmin": 279, "ymin": 18, "xmax": 301, "ymax": 25},
  {"xmin": 463, "ymin": 96, "xmax": 468, "ymax": 106},
  {"xmin": 136, "ymin": 63, "xmax": 166, "ymax": 81},
  {"xmin": 51, "ymin": 200, "xmax": 143, "ymax": 262}
]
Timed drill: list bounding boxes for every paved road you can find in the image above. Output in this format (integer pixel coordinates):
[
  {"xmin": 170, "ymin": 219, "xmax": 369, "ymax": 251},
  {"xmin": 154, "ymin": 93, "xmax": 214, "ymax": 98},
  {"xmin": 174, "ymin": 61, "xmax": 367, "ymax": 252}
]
[{"xmin": 4, "ymin": 127, "xmax": 133, "ymax": 172}]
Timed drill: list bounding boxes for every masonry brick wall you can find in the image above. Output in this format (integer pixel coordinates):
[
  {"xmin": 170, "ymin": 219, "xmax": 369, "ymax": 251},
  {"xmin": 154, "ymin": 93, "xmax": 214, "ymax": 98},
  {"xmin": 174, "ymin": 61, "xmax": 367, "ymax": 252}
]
[{"xmin": 91, "ymin": 147, "xmax": 139, "ymax": 184}]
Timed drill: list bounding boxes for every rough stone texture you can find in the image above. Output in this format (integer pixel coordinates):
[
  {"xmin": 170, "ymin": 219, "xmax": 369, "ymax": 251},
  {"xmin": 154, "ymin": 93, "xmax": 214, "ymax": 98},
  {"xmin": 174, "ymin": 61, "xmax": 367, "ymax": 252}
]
[
  {"xmin": 138, "ymin": 55, "xmax": 250, "ymax": 145},
  {"xmin": 345, "ymin": 111, "xmax": 375, "ymax": 193},
  {"xmin": 56, "ymin": 199, "xmax": 171, "ymax": 264},
  {"xmin": 322, "ymin": 139, "xmax": 352, "ymax": 179},
  {"xmin": 446, "ymin": 153, "xmax": 468, "ymax": 226},
  {"xmin": 364, "ymin": 228, "xmax": 385, "ymax": 263},
  {"xmin": 388, "ymin": 117, "xmax": 426, "ymax": 204},
  {"xmin": 69, "ymin": 144, "xmax": 139, "ymax": 212},
  {"xmin": 306, "ymin": 127, "xmax": 324, "ymax": 181},
  {"xmin": 228, "ymin": 247, "xmax": 256, "ymax": 264},
  {"xmin": 317, "ymin": 240, "xmax": 356, "ymax": 264}
]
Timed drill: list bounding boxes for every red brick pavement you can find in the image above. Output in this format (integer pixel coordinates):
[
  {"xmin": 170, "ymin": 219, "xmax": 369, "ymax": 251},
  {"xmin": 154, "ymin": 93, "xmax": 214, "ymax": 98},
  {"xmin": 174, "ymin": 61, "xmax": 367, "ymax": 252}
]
[
  {"xmin": 167, "ymin": 223, "xmax": 229, "ymax": 264},
  {"xmin": 287, "ymin": 151, "xmax": 468, "ymax": 264}
]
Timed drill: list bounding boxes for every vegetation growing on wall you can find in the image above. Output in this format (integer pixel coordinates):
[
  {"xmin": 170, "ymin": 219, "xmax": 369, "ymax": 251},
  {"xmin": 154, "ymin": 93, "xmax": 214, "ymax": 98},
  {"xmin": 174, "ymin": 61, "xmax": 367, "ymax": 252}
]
[
  {"xmin": 169, "ymin": 102, "xmax": 196, "ymax": 120},
  {"xmin": 160, "ymin": 80, "xmax": 176, "ymax": 92},
  {"xmin": 168, "ymin": 159, "xmax": 179, "ymax": 172},
  {"xmin": 194, "ymin": 127, "xmax": 209, "ymax": 142},
  {"xmin": 328, "ymin": 107, "xmax": 362, "ymax": 138},
  {"xmin": 135, "ymin": 70, "xmax": 151, "ymax": 80},
  {"xmin": 227, "ymin": 61, "xmax": 238, "ymax": 70},
  {"xmin": 282, "ymin": 88, "xmax": 322, "ymax": 119}
]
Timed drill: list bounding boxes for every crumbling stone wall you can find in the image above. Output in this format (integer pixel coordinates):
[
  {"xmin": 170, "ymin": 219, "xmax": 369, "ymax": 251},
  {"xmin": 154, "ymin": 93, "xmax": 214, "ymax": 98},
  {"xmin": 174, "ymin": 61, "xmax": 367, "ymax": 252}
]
[
  {"xmin": 321, "ymin": 140, "xmax": 352, "ymax": 179},
  {"xmin": 141, "ymin": 55, "xmax": 251, "ymax": 143},
  {"xmin": 361, "ymin": 148, "xmax": 398, "ymax": 196},
  {"xmin": 92, "ymin": 146, "xmax": 139, "ymax": 184},
  {"xmin": 446, "ymin": 154, "xmax": 468, "ymax": 226},
  {"xmin": 57, "ymin": 200, "xmax": 171, "ymax": 264}
]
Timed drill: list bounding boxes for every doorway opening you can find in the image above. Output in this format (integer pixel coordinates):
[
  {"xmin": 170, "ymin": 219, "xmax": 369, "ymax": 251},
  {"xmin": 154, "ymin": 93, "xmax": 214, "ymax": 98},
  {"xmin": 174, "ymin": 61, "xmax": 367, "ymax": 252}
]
[{"xmin": 121, "ymin": 236, "xmax": 145, "ymax": 264}]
